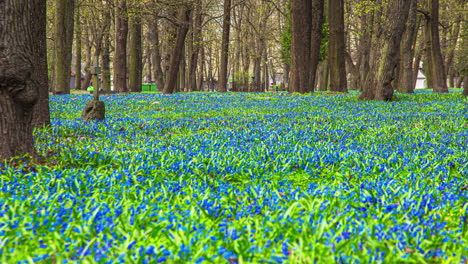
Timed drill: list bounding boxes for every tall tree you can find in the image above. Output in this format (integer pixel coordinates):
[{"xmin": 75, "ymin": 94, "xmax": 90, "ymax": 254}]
[
  {"xmin": 360, "ymin": 0, "xmax": 412, "ymax": 101},
  {"xmin": 163, "ymin": 4, "xmax": 192, "ymax": 94},
  {"xmin": 219, "ymin": 0, "xmax": 232, "ymax": 92},
  {"xmin": 1, "ymin": 0, "xmax": 45, "ymax": 159},
  {"xmin": 422, "ymin": 0, "xmax": 449, "ymax": 93},
  {"xmin": 398, "ymin": 0, "xmax": 419, "ymax": 93},
  {"xmin": 75, "ymin": 5, "xmax": 82, "ymax": 91},
  {"xmin": 54, "ymin": 0, "xmax": 75, "ymax": 94},
  {"xmin": 128, "ymin": 16, "xmax": 143, "ymax": 92},
  {"xmin": 290, "ymin": 0, "xmax": 324, "ymax": 93},
  {"xmin": 32, "ymin": 0, "xmax": 51, "ymax": 128},
  {"xmin": 328, "ymin": 0, "xmax": 347, "ymax": 92},
  {"xmin": 114, "ymin": 1, "xmax": 129, "ymax": 93}
]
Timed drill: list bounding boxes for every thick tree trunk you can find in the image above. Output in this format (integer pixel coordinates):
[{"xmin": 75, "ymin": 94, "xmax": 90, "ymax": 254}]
[
  {"xmin": 128, "ymin": 17, "xmax": 143, "ymax": 92},
  {"xmin": 114, "ymin": 1, "xmax": 128, "ymax": 93},
  {"xmin": 102, "ymin": 36, "xmax": 111, "ymax": 91},
  {"xmin": 32, "ymin": 0, "xmax": 50, "ymax": 129},
  {"xmin": 150, "ymin": 17, "xmax": 165, "ymax": 91},
  {"xmin": 75, "ymin": 6, "xmax": 82, "ymax": 93},
  {"xmin": 328, "ymin": 0, "xmax": 347, "ymax": 92},
  {"xmin": 290, "ymin": 0, "xmax": 312, "ymax": 93},
  {"xmin": 309, "ymin": 0, "xmax": 324, "ymax": 92},
  {"xmin": 426, "ymin": 0, "xmax": 449, "ymax": 93},
  {"xmin": 102, "ymin": 4, "xmax": 112, "ymax": 91},
  {"xmin": 0, "ymin": 0, "xmax": 43, "ymax": 159},
  {"xmin": 188, "ymin": 7, "xmax": 202, "ymax": 92},
  {"xmin": 54, "ymin": 0, "xmax": 75, "ymax": 94},
  {"xmin": 163, "ymin": 5, "xmax": 192, "ymax": 94},
  {"xmin": 360, "ymin": 0, "xmax": 411, "ymax": 101},
  {"xmin": 398, "ymin": 0, "xmax": 418, "ymax": 93},
  {"xmin": 290, "ymin": 0, "xmax": 323, "ymax": 93},
  {"xmin": 219, "ymin": 0, "xmax": 232, "ymax": 93}
]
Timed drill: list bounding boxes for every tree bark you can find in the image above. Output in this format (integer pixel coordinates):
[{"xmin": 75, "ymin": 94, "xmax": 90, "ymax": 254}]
[
  {"xmin": 290, "ymin": 0, "xmax": 323, "ymax": 93},
  {"xmin": 32, "ymin": 0, "xmax": 50, "ymax": 128},
  {"xmin": 398, "ymin": 0, "xmax": 418, "ymax": 93},
  {"xmin": 219, "ymin": 0, "xmax": 232, "ymax": 92},
  {"xmin": 0, "ymin": 0, "xmax": 43, "ymax": 159},
  {"xmin": 150, "ymin": 17, "xmax": 165, "ymax": 91},
  {"xmin": 101, "ymin": 2, "xmax": 112, "ymax": 91},
  {"xmin": 290, "ymin": 0, "xmax": 312, "ymax": 93},
  {"xmin": 54, "ymin": 0, "xmax": 75, "ymax": 94},
  {"xmin": 114, "ymin": 1, "xmax": 128, "ymax": 93},
  {"xmin": 360, "ymin": 0, "xmax": 411, "ymax": 101},
  {"xmin": 426, "ymin": 0, "xmax": 449, "ymax": 93},
  {"xmin": 163, "ymin": 5, "xmax": 192, "ymax": 94},
  {"xmin": 75, "ymin": 6, "xmax": 82, "ymax": 92},
  {"xmin": 328, "ymin": 0, "xmax": 347, "ymax": 92},
  {"xmin": 128, "ymin": 16, "xmax": 143, "ymax": 92},
  {"xmin": 309, "ymin": 0, "xmax": 324, "ymax": 92}
]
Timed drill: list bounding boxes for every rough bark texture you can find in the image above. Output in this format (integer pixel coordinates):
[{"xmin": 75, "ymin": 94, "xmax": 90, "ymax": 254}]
[
  {"xmin": 128, "ymin": 17, "xmax": 143, "ymax": 92},
  {"xmin": 398, "ymin": 0, "xmax": 418, "ymax": 93},
  {"xmin": 360, "ymin": 0, "xmax": 411, "ymax": 101},
  {"xmin": 309, "ymin": 0, "xmax": 324, "ymax": 92},
  {"xmin": 101, "ymin": 3, "xmax": 112, "ymax": 91},
  {"xmin": 188, "ymin": 6, "xmax": 203, "ymax": 92},
  {"xmin": 75, "ymin": 6, "xmax": 82, "ymax": 92},
  {"xmin": 219, "ymin": 0, "xmax": 232, "ymax": 92},
  {"xmin": 32, "ymin": 0, "xmax": 50, "ymax": 128},
  {"xmin": 151, "ymin": 17, "xmax": 165, "ymax": 91},
  {"xmin": 290, "ymin": 0, "xmax": 311, "ymax": 93},
  {"xmin": 426, "ymin": 0, "xmax": 449, "ymax": 93},
  {"xmin": 163, "ymin": 5, "xmax": 191, "ymax": 94},
  {"xmin": 54, "ymin": 0, "xmax": 75, "ymax": 94},
  {"xmin": 0, "ymin": 0, "xmax": 42, "ymax": 159},
  {"xmin": 82, "ymin": 100, "xmax": 106, "ymax": 121},
  {"xmin": 328, "ymin": 0, "xmax": 347, "ymax": 92},
  {"xmin": 114, "ymin": 1, "xmax": 128, "ymax": 93}
]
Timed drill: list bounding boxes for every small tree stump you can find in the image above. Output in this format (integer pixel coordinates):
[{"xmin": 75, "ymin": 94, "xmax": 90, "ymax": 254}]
[{"xmin": 82, "ymin": 100, "xmax": 106, "ymax": 121}]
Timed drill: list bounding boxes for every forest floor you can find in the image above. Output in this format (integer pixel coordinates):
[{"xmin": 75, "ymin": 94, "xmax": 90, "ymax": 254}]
[{"xmin": 1, "ymin": 90, "xmax": 467, "ymax": 263}]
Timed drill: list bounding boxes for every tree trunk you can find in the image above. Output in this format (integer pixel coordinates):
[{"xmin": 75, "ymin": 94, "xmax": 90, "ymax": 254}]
[
  {"xmin": 463, "ymin": 76, "xmax": 468, "ymax": 96},
  {"xmin": 54, "ymin": 0, "xmax": 75, "ymax": 94},
  {"xmin": 75, "ymin": 6, "xmax": 82, "ymax": 93},
  {"xmin": 114, "ymin": 1, "xmax": 128, "ymax": 93},
  {"xmin": 398, "ymin": 0, "xmax": 418, "ymax": 93},
  {"xmin": 360, "ymin": 0, "xmax": 411, "ymax": 101},
  {"xmin": 32, "ymin": 0, "xmax": 50, "ymax": 129},
  {"xmin": 426, "ymin": 0, "xmax": 449, "ymax": 93},
  {"xmin": 150, "ymin": 17, "xmax": 165, "ymax": 91},
  {"xmin": 128, "ymin": 17, "xmax": 143, "ymax": 92},
  {"xmin": 219, "ymin": 0, "xmax": 232, "ymax": 93},
  {"xmin": 188, "ymin": 6, "xmax": 202, "ymax": 92},
  {"xmin": 290, "ymin": 0, "xmax": 312, "ymax": 93},
  {"xmin": 163, "ymin": 5, "xmax": 192, "ymax": 94},
  {"xmin": 0, "ymin": 0, "xmax": 43, "ymax": 159},
  {"xmin": 102, "ymin": 35, "xmax": 111, "ymax": 91},
  {"xmin": 197, "ymin": 45, "xmax": 205, "ymax": 92},
  {"xmin": 328, "ymin": 0, "xmax": 347, "ymax": 92},
  {"xmin": 102, "ymin": 4, "xmax": 112, "ymax": 91},
  {"xmin": 309, "ymin": 0, "xmax": 324, "ymax": 92}
]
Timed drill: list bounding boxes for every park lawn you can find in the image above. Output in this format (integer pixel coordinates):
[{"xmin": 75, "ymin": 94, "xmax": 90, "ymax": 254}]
[{"xmin": 0, "ymin": 91, "xmax": 467, "ymax": 263}]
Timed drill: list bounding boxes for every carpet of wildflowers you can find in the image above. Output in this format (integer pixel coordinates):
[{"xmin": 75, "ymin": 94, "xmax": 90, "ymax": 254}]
[{"xmin": 0, "ymin": 91, "xmax": 467, "ymax": 263}]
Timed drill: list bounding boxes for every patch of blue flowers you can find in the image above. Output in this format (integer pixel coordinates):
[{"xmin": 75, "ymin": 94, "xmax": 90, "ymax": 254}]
[{"xmin": 0, "ymin": 91, "xmax": 467, "ymax": 263}]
